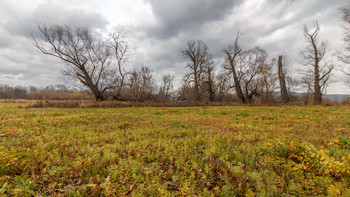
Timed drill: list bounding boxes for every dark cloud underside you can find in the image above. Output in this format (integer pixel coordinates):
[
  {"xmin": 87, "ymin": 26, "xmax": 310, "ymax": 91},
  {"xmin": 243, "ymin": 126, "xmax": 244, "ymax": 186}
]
[{"xmin": 0, "ymin": 0, "xmax": 349, "ymax": 93}]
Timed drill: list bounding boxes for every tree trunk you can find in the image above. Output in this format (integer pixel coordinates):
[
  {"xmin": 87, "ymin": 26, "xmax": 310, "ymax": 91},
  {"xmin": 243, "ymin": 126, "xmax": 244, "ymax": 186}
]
[
  {"xmin": 314, "ymin": 57, "xmax": 322, "ymax": 104},
  {"xmin": 228, "ymin": 58, "xmax": 246, "ymax": 104},
  {"xmin": 207, "ymin": 67, "xmax": 215, "ymax": 101},
  {"xmin": 193, "ymin": 70, "xmax": 200, "ymax": 101},
  {"xmin": 278, "ymin": 56, "xmax": 289, "ymax": 103}
]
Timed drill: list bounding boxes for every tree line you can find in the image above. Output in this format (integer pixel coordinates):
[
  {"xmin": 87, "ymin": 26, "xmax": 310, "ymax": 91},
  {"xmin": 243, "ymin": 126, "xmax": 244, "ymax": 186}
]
[
  {"xmin": 0, "ymin": 84, "xmax": 90, "ymax": 100},
  {"xmin": 27, "ymin": 5, "xmax": 350, "ymax": 104}
]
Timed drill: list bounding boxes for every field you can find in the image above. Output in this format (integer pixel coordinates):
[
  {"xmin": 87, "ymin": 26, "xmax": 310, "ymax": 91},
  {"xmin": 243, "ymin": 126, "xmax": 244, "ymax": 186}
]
[{"xmin": 0, "ymin": 103, "xmax": 349, "ymax": 196}]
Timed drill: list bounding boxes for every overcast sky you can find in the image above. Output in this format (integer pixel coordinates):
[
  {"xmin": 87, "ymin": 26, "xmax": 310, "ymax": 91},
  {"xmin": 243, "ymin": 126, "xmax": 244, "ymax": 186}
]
[{"xmin": 0, "ymin": 0, "xmax": 349, "ymax": 93}]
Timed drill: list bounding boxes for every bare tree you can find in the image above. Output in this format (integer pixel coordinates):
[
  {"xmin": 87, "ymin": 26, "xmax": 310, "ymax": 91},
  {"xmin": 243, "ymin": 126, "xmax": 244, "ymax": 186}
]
[
  {"xmin": 225, "ymin": 46, "xmax": 266, "ymax": 104},
  {"xmin": 339, "ymin": 5, "xmax": 350, "ymax": 64},
  {"xmin": 242, "ymin": 47, "xmax": 269, "ymax": 103},
  {"xmin": 182, "ymin": 40, "xmax": 213, "ymax": 101},
  {"xmin": 201, "ymin": 62, "xmax": 216, "ymax": 101},
  {"xmin": 109, "ymin": 29, "xmax": 131, "ymax": 100},
  {"xmin": 300, "ymin": 75, "xmax": 313, "ymax": 105},
  {"xmin": 278, "ymin": 55, "xmax": 289, "ymax": 103},
  {"xmin": 257, "ymin": 58, "xmax": 278, "ymax": 103},
  {"xmin": 215, "ymin": 73, "xmax": 231, "ymax": 101},
  {"xmin": 299, "ymin": 21, "xmax": 334, "ymax": 105},
  {"xmin": 160, "ymin": 74, "xmax": 175, "ymax": 100},
  {"xmin": 177, "ymin": 82, "xmax": 202, "ymax": 101},
  {"xmin": 139, "ymin": 66, "xmax": 155, "ymax": 100},
  {"xmin": 338, "ymin": 5, "xmax": 350, "ymax": 84},
  {"xmin": 224, "ymin": 33, "xmax": 246, "ymax": 103},
  {"xmin": 32, "ymin": 24, "xmax": 121, "ymax": 101},
  {"xmin": 128, "ymin": 66, "xmax": 155, "ymax": 101}
]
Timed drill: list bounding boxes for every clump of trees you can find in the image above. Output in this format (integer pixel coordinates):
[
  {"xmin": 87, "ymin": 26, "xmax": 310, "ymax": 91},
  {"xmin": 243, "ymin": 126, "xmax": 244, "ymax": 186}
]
[
  {"xmin": 24, "ymin": 4, "xmax": 350, "ymax": 105},
  {"xmin": 32, "ymin": 24, "xmax": 175, "ymax": 102},
  {"xmin": 0, "ymin": 84, "xmax": 91, "ymax": 100},
  {"xmin": 222, "ymin": 34, "xmax": 278, "ymax": 104}
]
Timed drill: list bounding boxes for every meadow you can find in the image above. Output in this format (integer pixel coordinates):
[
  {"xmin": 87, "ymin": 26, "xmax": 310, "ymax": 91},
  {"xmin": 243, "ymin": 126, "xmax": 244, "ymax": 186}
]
[{"xmin": 0, "ymin": 103, "xmax": 349, "ymax": 196}]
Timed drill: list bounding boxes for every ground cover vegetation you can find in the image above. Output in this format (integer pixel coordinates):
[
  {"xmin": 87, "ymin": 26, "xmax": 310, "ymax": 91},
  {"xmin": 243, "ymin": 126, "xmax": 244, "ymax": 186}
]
[{"xmin": 0, "ymin": 103, "xmax": 349, "ymax": 196}]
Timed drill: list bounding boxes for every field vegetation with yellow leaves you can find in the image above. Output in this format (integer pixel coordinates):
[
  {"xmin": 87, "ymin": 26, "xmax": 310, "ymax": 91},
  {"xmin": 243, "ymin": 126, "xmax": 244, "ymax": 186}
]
[{"xmin": 0, "ymin": 103, "xmax": 349, "ymax": 196}]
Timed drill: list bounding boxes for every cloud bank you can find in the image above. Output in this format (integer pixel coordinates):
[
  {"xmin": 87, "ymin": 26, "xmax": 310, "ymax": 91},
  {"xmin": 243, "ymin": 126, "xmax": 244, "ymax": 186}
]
[{"xmin": 0, "ymin": 0, "xmax": 349, "ymax": 93}]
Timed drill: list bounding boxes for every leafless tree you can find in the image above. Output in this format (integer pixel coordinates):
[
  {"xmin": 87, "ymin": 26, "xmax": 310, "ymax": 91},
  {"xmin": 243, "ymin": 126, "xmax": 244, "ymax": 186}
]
[
  {"xmin": 109, "ymin": 29, "xmax": 131, "ymax": 100},
  {"xmin": 160, "ymin": 74, "xmax": 175, "ymax": 100},
  {"xmin": 278, "ymin": 55, "xmax": 298, "ymax": 98},
  {"xmin": 338, "ymin": 5, "xmax": 350, "ymax": 84},
  {"xmin": 0, "ymin": 85, "xmax": 28, "ymax": 99},
  {"xmin": 182, "ymin": 40, "xmax": 213, "ymax": 101},
  {"xmin": 257, "ymin": 58, "xmax": 278, "ymax": 103},
  {"xmin": 128, "ymin": 66, "xmax": 155, "ymax": 101},
  {"xmin": 225, "ymin": 45, "xmax": 266, "ymax": 104},
  {"xmin": 128, "ymin": 71, "xmax": 141, "ymax": 101},
  {"xmin": 300, "ymin": 75, "xmax": 313, "ymax": 105},
  {"xmin": 215, "ymin": 73, "xmax": 232, "ymax": 101},
  {"xmin": 278, "ymin": 55, "xmax": 289, "ymax": 103},
  {"xmin": 201, "ymin": 62, "xmax": 216, "ymax": 101},
  {"xmin": 224, "ymin": 33, "xmax": 246, "ymax": 103},
  {"xmin": 176, "ymin": 82, "xmax": 195, "ymax": 101},
  {"xmin": 299, "ymin": 21, "xmax": 334, "ymax": 105},
  {"xmin": 32, "ymin": 24, "xmax": 125, "ymax": 101},
  {"xmin": 240, "ymin": 47, "xmax": 271, "ymax": 103}
]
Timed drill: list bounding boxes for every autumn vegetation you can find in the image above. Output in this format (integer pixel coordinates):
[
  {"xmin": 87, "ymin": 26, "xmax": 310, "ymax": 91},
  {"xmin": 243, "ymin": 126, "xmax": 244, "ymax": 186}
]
[{"xmin": 0, "ymin": 104, "xmax": 349, "ymax": 196}]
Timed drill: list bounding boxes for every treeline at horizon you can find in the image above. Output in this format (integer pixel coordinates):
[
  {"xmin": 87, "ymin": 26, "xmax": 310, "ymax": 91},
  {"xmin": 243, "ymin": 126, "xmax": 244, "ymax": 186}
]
[{"xmin": 1, "ymin": 83, "xmax": 350, "ymax": 106}]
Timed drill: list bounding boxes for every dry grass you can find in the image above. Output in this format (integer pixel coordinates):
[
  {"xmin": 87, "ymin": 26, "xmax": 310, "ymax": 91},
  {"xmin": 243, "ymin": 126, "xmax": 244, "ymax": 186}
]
[
  {"xmin": 0, "ymin": 98, "xmax": 346, "ymax": 108},
  {"xmin": 25, "ymin": 100, "xmax": 242, "ymax": 108}
]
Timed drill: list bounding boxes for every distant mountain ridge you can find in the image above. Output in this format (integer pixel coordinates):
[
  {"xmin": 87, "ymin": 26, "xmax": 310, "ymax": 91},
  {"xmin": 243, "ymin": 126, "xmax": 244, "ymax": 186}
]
[{"xmin": 323, "ymin": 94, "xmax": 350, "ymax": 100}]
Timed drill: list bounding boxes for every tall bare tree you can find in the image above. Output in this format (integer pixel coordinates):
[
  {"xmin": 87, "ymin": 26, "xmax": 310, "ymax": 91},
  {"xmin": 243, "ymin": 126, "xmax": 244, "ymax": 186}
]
[
  {"xmin": 339, "ymin": 5, "xmax": 350, "ymax": 64},
  {"xmin": 32, "ymin": 24, "xmax": 120, "ymax": 101},
  {"xmin": 200, "ymin": 61, "xmax": 216, "ymax": 102},
  {"xmin": 182, "ymin": 40, "xmax": 212, "ymax": 101},
  {"xmin": 109, "ymin": 29, "xmax": 130, "ymax": 100},
  {"xmin": 278, "ymin": 55, "xmax": 289, "ymax": 103},
  {"xmin": 224, "ymin": 33, "xmax": 246, "ymax": 103},
  {"xmin": 299, "ymin": 21, "xmax": 334, "ymax": 105},
  {"xmin": 225, "ymin": 42, "xmax": 267, "ymax": 104},
  {"xmin": 338, "ymin": 5, "xmax": 350, "ymax": 84},
  {"xmin": 242, "ymin": 47, "xmax": 269, "ymax": 103}
]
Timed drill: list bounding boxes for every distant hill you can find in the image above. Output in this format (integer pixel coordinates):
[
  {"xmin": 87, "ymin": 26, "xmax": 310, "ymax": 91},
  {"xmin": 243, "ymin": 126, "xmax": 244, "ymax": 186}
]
[
  {"xmin": 323, "ymin": 94, "xmax": 350, "ymax": 100},
  {"xmin": 276, "ymin": 92, "xmax": 350, "ymax": 100}
]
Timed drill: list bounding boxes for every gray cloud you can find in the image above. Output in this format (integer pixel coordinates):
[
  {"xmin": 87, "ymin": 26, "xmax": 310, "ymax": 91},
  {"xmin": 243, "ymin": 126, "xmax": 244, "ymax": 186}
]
[
  {"xmin": 0, "ymin": 0, "xmax": 350, "ymax": 94},
  {"xmin": 6, "ymin": 1, "xmax": 108, "ymax": 38},
  {"xmin": 127, "ymin": 0, "xmax": 349, "ymax": 93},
  {"xmin": 146, "ymin": 0, "xmax": 241, "ymax": 39},
  {"xmin": 0, "ymin": 0, "xmax": 109, "ymax": 86}
]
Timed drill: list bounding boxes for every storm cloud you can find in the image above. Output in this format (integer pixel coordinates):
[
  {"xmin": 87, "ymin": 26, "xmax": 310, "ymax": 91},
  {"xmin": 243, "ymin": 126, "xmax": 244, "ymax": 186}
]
[{"xmin": 0, "ymin": 0, "xmax": 349, "ymax": 93}]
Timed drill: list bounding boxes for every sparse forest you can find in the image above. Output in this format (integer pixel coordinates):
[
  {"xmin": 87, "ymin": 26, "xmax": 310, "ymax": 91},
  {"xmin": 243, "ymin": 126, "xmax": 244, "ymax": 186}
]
[{"xmin": 0, "ymin": 5, "xmax": 348, "ymax": 105}]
